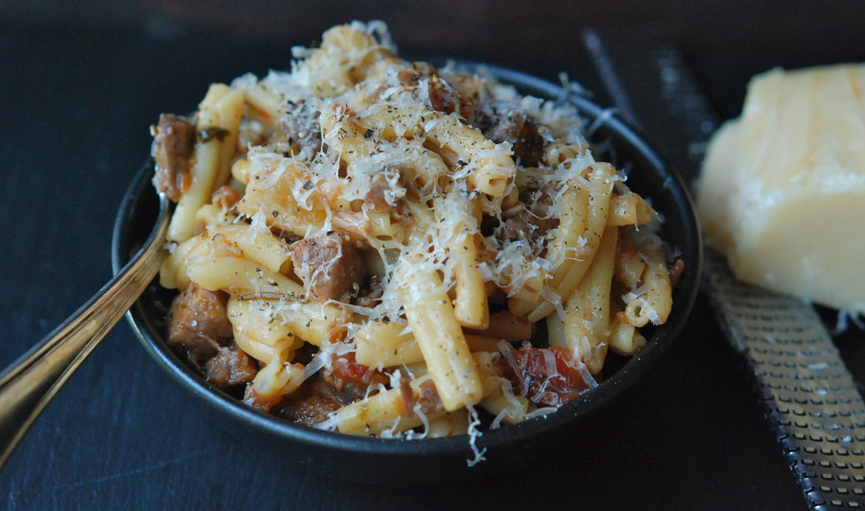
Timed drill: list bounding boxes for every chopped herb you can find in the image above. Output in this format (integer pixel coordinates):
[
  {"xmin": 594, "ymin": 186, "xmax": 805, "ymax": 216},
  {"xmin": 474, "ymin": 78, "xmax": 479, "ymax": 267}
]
[{"xmin": 199, "ymin": 127, "xmax": 230, "ymax": 143}]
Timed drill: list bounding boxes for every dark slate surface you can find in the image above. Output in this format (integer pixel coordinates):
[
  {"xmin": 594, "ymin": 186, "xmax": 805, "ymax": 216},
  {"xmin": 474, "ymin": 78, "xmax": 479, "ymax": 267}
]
[{"xmin": 0, "ymin": 21, "xmax": 836, "ymax": 510}]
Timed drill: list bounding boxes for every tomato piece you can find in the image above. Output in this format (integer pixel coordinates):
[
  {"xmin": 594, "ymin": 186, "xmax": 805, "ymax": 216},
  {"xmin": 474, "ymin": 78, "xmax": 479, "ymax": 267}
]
[
  {"xmin": 328, "ymin": 353, "xmax": 389, "ymax": 388},
  {"xmin": 500, "ymin": 345, "xmax": 591, "ymax": 407}
]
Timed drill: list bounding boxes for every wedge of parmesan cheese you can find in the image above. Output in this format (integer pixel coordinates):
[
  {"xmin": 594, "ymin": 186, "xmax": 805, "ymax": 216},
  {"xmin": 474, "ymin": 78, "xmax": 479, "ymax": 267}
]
[{"xmin": 698, "ymin": 63, "xmax": 865, "ymax": 313}]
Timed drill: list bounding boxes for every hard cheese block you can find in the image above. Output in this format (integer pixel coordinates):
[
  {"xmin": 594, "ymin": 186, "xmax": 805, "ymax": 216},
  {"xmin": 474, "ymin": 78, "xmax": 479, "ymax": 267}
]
[{"xmin": 698, "ymin": 64, "xmax": 865, "ymax": 313}]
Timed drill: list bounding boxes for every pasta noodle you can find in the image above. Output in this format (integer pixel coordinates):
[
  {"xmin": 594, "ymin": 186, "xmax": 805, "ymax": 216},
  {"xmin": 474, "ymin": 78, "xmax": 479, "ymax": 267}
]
[{"xmin": 150, "ymin": 21, "xmax": 679, "ymax": 448}]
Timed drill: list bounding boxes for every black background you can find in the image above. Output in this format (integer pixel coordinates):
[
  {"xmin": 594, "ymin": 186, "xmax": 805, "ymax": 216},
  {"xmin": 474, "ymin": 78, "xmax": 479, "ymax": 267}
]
[{"xmin": 2, "ymin": 1, "xmax": 865, "ymax": 509}]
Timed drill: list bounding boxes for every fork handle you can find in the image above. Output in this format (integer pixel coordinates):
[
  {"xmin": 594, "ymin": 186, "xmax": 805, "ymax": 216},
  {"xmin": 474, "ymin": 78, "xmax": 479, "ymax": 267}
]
[{"xmin": 0, "ymin": 193, "xmax": 169, "ymax": 470}]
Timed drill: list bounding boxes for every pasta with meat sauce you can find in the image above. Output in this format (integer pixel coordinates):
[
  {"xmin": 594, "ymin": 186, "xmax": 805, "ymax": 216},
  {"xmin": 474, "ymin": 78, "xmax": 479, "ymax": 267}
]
[{"xmin": 151, "ymin": 21, "xmax": 680, "ymax": 461}]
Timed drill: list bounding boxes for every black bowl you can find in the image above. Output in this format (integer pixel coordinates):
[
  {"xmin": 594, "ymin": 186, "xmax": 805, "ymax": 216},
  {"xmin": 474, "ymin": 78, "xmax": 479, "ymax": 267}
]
[{"xmin": 111, "ymin": 64, "xmax": 702, "ymax": 484}]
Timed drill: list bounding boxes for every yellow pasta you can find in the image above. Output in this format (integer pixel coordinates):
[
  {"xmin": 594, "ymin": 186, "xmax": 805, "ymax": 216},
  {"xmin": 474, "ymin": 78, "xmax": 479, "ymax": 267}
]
[
  {"xmin": 479, "ymin": 384, "xmax": 530, "ymax": 426},
  {"xmin": 607, "ymin": 193, "xmax": 655, "ymax": 227},
  {"xmin": 159, "ymin": 234, "xmax": 204, "ymax": 290},
  {"xmin": 354, "ymin": 319, "xmax": 501, "ymax": 367},
  {"xmin": 167, "ymin": 84, "xmax": 244, "ymax": 243},
  {"xmin": 187, "ymin": 255, "xmax": 301, "ymax": 296},
  {"xmin": 237, "ymin": 159, "xmax": 329, "ymax": 237},
  {"xmin": 399, "ymin": 267, "xmax": 483, "ymax": 411},
  {"xmin": 564, "ymin": 226, "xmax": 618, "ymax": 374},
  {"xmin": 327, "ymin": 373, "xmax": 441, "ymax": 436},
  {"xmin": 328, "ymin": 352, "xmax": 500, "ymax": 436},
  {"xmin": 608, "ymin": 320, "xmax": 647, "ymax": 355},
  {"xmin": 623, "ymin": 243, "xmax": 673, "ymax": 327},
  {"xmin": 426, "ymin": 410, "xmax": 470, "ymax": 438},
  {"xmin": 451, "ymin": 233, "xmax": 489, "ymax": 330},
  {"xmin": 614, "ymin": 236, "xmax": 647, "ymax": 289},
  {"xmin": 212, "ymin": 88, "xmax": 245, "ymax": 192},
  {"xmin": 526, "ymin": 163, "xmax": 617, "ymax": 323},
  {"xmin": 194, "ymin": 203, "xmax": 239, "ymax": 233},
  {"xmin": 318, "ymin": 103, "xmax": 376, "ymax": 163},
  {"xmin": 244, "ymin": 83, "xmax": 283, "ymax": 127},
  {"xmin": 466, "ymin": 310, "xmax": 532, "ymax": 343},
  {"xmin": 227, "ymin": 299, "xmax": 306, "ymax": 396},
  {"xmin": 208, "ymin": 224, "xmax": 294, "ymax": 276},
  {"xmin": 353, "ymin": 321, "xmax": 415, "ymax": 366},
  {"xmin": 422, "ymin": 112, "xmax": 516, "ymax": 196},
  {"xmin": 167, "ymin": 106, "xmax": 221, "ymax": 242}
]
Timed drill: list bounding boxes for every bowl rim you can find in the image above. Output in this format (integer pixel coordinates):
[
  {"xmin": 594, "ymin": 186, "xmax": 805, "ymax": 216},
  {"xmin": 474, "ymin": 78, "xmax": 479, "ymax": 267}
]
[{"xmin": 112, "ymin": 62, "xmax": 703, "ymax": 459}]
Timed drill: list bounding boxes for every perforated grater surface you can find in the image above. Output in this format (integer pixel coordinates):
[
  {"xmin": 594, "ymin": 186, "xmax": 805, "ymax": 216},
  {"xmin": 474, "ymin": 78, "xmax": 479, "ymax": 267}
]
[
  {"xmin": 583, "ymin": 30, "xmax": 865, "ymax": 509},
  {"xmin": 704, "ymin": 248, "xmax": 865, "ymax": 508}
]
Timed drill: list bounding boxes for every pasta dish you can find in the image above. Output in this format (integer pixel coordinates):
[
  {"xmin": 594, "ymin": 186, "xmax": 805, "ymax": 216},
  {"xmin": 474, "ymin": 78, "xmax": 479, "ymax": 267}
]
[{"xmin": 150, "ymin": 21, "xmax": 679, "ymax": 461}]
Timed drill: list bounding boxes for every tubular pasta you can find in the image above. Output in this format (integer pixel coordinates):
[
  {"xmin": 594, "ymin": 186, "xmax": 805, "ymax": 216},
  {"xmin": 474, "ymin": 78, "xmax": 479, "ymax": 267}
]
[
  {"xmin": 195, "ymin": 203, "xmax": 239, "ymax": 233},
  {"xmin": 450, "ymin": 232, "xmax": 489, "ymax": 330},
  {"xmin": 608, "ymin": 320, "xmax": 646, "ymax": 355},
  {"xmin": 623, "ymin": 243, "xmax": 673, "ymax": 327},
  {"xmin": 607, "ymin": 193, "xmax": 655, "ymax": 227},
  {"xmin": 523, "ymin": 163, "xmax": 617, "ymax": 322},
  {"xmin": 329, "ymin": 352, "xmax": 500, "ymax": 436},
  {"xmin": 426, "ymin": 410, "xmax": 470, "ymax": 438},
  {"xmin": 167, "ymin": 85, "xmax": 244, "ymax": 243},
  {"xmin": 564, "ymin": 226, "xmax": 618, "ymax": 374},
  {"xmin": 354, "ymin": 319, "xmax": 502, "ymax": 367},
  {"xmin": 209, "ymin": 224, "xmax": 294, "ymax": 275},
  {"xmin": 422, "ymin": 113, "xmax": 516, "ymax": 196},
  {"xmin": 244, "ymin": 83, "xmax": 283, "ymax": 127},
  {"xmin": 399, "ymin": 267, "xmax": 483, "ymax": 411},
  {"xmin": 466, "ymin": 310, "xmax": 532, "ymax": 342}
]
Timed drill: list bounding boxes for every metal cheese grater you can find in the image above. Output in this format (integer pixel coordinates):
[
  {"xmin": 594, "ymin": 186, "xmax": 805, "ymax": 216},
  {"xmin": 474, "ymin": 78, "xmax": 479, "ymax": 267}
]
[{"xmin": 583, "ymin": 30, "xmax": 865, "ymax": 509}]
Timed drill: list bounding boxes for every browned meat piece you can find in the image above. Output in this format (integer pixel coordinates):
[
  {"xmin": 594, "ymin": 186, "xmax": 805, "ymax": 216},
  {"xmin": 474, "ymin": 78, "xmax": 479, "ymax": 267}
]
[
  {"xmin": 270, "ymin": 355, "xmax": 433, "ymax": 428},
  {"xmin": 274, "ymin": 380, "xmax": 347, "ymax": 427},
  {"xmin": 290, "ymin": 232, "xmax": 366, "ymax": 302},
  {"xmin": 236, "ymin": 123, "xmax": 270, "ymax": 155},
  {"xmin": 395, "ymin": 62, "xmax": 474, "ymax": 118},
  {"xmin": 204, "ymin": 342, "xmax": 257, "ymax": 390},
  {"xmin": 363, "ymin": 166, "xmax": 415, "ymax": 227},
  {"xmin": 498, "ymin": 208, "xmax": 556, "ymax": 244},
  {"xmin": 416, "ymin": 379, "xmax": 444, "ymax": 415},
  {"xmin": 485, "ymin": 113, "xmax": 545, "ymax": 167},
  {"xmin": 151, "ymin": 114, "xmax": 196, "ymax": 201},
  {"xmin": 166, "ymin": 282, "xmax": 234, "ymax": 368},
  {"xmin": 497, "ymin": 184, "xmax": 558, "ymax": 244},
  {"xmin": 364, "ymin": 166, "xmax": 407, "ymax": 212},
  {"xmin": 270, "ymin": 354, "xmax": 388, "ymax": 427}
]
